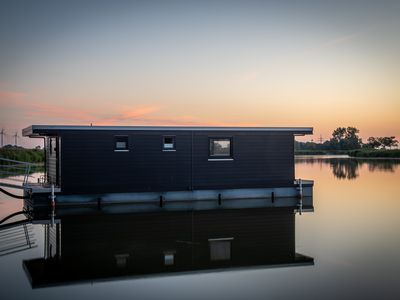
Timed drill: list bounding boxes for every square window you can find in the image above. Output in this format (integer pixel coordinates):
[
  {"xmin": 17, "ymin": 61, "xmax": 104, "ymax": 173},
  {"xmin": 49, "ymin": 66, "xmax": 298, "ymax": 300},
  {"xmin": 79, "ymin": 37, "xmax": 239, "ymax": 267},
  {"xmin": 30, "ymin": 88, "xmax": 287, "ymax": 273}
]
[
  {"xmin": 164, "ymin": 251, "xmax": 176, "ymax": 266},
  {"xmin": 209, "ymin": 138, "xmax": 232, "ymax": 157},
  {"xmin": 209, "ymin": 238, "xmax": 232, "ymax": 261},
  {"xmin": 114, "ymin": 136, "xmax": 129, "ymax": 151},
  {"xmin": 163, "ymin": 136, "xmax": 176, "ymax": 150},
  {"xmin": 114, "ymin": 253, "xmax": 130, "ymax": 268}
]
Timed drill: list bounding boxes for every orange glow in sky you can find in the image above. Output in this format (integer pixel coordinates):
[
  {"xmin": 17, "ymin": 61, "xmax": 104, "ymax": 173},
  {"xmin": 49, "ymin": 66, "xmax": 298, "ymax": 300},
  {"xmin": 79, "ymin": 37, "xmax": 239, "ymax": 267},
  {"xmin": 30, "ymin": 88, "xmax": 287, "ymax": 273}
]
[{"xmin": 0, "ymin": 1, "xmax": 399, "ymax": 147}]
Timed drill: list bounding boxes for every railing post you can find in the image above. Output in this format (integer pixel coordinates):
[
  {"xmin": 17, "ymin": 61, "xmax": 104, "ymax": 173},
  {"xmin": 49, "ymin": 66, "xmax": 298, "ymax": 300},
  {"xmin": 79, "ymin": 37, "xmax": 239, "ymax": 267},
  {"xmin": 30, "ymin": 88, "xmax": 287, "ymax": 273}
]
[
  {"xmin": 50, "ymin": 184, "xmax": 56, "ymax": 227},
  {"xmin": 0, "ymin": 157, "xmax": 32, "ymax": 188}
]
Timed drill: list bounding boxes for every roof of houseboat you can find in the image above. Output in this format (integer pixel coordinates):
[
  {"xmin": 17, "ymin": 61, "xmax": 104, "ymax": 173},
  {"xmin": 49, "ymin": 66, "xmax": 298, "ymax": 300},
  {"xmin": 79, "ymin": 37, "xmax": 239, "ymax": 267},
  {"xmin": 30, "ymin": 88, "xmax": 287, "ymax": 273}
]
[{"xmin": 23, "ymin": 125, "xmax": 313, "ymax": 136}]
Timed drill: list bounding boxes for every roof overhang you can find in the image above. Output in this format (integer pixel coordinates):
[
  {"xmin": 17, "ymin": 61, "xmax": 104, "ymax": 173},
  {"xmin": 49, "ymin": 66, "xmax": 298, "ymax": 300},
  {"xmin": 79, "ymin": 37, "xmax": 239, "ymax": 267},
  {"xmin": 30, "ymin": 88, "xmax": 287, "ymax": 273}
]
[{"xmin": 22, "ymin": 125, "xmax": 313, "ymax": 137}]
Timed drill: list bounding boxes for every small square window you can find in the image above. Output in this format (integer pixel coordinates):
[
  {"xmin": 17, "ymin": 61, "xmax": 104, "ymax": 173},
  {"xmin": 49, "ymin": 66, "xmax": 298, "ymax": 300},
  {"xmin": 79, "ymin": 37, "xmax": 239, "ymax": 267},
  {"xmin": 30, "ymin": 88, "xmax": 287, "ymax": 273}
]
[
  {"xmin": 164, "ymin": 251, "xmax": 175, "ymax": 266},
  {"xmin": 209, "ymin": 238, "xmax": 233, "ymax": 261},
  {"xmin": 115, "ymin": 253, "xmax": 130, "ymax": 268},
  {"xmin": 163, "ymin": 136, "xmax": 176, "ymax": 150},
  {"xmin": 209, "ymin": 138, "xmax": 232, "ymax": 157},
  {"xmin": 114, "ymin": 136, "xmax": 129, "ymax": 151}
]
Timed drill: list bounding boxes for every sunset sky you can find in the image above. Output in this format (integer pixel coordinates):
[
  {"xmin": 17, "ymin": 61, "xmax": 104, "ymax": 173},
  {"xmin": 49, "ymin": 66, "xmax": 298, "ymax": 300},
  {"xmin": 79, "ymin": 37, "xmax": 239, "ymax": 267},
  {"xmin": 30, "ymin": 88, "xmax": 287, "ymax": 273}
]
[{"xmin": 1, "ymin": 0, "xmax": 399, "ymax": 147}]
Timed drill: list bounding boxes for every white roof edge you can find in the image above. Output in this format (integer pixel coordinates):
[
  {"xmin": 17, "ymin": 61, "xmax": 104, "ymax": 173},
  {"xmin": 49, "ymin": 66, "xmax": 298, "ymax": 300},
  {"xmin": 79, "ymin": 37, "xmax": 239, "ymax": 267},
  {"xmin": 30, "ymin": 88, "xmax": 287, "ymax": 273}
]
[{"xmin": 23, "ymin": 125, "xmax": 313, "ymax": 135}]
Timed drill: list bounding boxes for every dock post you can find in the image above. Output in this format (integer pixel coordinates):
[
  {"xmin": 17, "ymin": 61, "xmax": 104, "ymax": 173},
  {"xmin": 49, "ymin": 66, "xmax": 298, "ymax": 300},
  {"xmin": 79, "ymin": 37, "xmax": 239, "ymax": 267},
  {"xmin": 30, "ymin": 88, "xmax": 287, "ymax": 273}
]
[
  {"xmin": 218, "ymin": 193, "xmax": 222, "ymax": 206},
  {"xmin": 50, "ymin": 184, "xmax": 56, "ymax": 227},
  {"xmin": 159, "ymin": 195, "xmax": 163, "ymax": 207},
  {"xmin": 271, "ymin": 191, "xmax": 275, "ymax": 203},
  {"xmin": 298, "ymin": 179, "xmax": 303, "ymax": 215}
]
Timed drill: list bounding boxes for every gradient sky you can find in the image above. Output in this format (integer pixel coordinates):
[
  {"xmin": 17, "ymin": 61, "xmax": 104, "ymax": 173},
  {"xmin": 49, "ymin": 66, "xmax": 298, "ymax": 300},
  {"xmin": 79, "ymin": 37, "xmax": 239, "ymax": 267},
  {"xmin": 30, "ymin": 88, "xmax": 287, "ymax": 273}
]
[{"xmin": 0, "ymin": 0, "xmax": 399, "ymax": 147}]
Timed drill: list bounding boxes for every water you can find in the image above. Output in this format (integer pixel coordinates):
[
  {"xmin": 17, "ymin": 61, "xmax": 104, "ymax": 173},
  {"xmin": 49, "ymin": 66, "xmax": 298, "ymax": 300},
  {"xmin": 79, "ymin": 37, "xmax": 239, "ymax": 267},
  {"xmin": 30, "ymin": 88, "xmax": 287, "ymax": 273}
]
[{"xmin": 0, "ymin": 156, "xmax": 399, "ymax": 300}]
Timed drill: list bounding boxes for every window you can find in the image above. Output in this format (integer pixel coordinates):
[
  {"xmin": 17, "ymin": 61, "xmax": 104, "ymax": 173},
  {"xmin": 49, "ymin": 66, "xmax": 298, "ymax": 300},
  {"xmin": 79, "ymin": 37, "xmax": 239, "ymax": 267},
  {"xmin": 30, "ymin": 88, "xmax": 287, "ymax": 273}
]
[
  {"xmin": 114, "ymin": 253, "xmax": 130, "ymax": 268},
  {"xmin": 209, "ymin": 138, "xmax": 232, "ymax": 158},
  {"xmin": 164, "ymin": 250, "xmax": 176, "ymax": 266},
  {"xmin": 209, "ymin": 238, "xmax": 233, "ymax": 261},
  {"xmin": 163, "ymin": 136, "xmax": 176, "ymax": 151},
  {"xmin": 114, "ymin": 135, "xmax": 129, "ymax": 151}
]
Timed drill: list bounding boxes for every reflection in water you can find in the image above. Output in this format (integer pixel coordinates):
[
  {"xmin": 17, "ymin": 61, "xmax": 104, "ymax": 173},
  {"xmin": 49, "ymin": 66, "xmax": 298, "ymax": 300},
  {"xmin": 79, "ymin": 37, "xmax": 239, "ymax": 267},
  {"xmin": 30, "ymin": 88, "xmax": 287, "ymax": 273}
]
[
  {"xmin": 296, "ymin": 156, "xmax": 400, "ymax": 180},
  {"xmin": 0, "ymin": 222, "xmax": 36, "ymax": 257},
  {"xmin": 22, "ymin": 208, "xmax": 313, "ymax": 288},
  {"xmin": 2, "ymin": 159, "xmax": 400, "ymax": 299}
]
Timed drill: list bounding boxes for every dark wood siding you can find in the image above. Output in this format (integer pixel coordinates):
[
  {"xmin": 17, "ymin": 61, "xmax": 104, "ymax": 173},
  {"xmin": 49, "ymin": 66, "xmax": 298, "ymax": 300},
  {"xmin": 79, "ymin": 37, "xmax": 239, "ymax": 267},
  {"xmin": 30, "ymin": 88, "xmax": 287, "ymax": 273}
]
[
  {"xmin": 57, "ymin": 130, "xmax": 294, "ymax": 194},
  {"xmin": 46, "ymin": 137, "xmax": 58, "ymax": 185},
  {"xmin": 193, "ymin": 131, "xmax": 294, "ymax": 189},
  {"xmin": 60, "ymin": 130, "xmax": 192, "ymax": 194}
]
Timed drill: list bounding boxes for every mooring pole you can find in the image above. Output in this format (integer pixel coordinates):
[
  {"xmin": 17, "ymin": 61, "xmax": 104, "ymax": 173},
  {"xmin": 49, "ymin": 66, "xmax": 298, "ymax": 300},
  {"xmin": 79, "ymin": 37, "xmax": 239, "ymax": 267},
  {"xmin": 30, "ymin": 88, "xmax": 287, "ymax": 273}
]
[
  {"xmin": 50, "ymin": 184, "xmax": 56, "ymax": 227},
  {"xmin": 298, "ymin": 179, "xmax": 303, "ymax": 215}
]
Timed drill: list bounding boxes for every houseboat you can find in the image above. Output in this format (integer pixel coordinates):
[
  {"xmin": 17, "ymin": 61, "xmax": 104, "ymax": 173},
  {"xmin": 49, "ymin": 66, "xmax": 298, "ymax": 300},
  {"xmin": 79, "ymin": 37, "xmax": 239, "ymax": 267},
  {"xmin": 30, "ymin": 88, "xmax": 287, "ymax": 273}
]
[{"xmin": 22, "ymin": 125, "xmax": 314, "ymax": 212}]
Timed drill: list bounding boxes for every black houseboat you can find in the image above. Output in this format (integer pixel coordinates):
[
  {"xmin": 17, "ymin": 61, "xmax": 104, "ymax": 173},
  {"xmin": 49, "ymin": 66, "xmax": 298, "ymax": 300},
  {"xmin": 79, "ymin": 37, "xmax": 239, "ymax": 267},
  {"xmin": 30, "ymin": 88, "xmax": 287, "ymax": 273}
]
[{"xmin": 22, "ymin": 125, "xmax": 313, "ymax": 211}]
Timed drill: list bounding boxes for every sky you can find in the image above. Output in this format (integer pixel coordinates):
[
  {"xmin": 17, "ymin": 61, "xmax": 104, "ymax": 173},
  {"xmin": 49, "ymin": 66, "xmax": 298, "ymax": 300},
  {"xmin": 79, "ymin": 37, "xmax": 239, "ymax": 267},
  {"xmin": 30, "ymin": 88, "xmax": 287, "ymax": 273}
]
[{"xmin": 0, "ymin": 0, "xmax": 399, "ymax": 147}]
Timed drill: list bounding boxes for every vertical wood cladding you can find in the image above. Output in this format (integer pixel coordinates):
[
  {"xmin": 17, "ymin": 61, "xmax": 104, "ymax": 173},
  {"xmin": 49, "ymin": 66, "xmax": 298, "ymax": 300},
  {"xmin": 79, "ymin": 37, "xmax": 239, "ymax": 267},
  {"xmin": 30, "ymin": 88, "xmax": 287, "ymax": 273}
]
[
  {"xmin": 46, "ymin": 137, "xmax": 58, "ymax": 185},
  {"xmin": 193, "ymin": 131, "xmax": 294, "ymax": 189},
  {"xmin": 58, "ymin": 130, "xmax": 294, "ymax": 194}
]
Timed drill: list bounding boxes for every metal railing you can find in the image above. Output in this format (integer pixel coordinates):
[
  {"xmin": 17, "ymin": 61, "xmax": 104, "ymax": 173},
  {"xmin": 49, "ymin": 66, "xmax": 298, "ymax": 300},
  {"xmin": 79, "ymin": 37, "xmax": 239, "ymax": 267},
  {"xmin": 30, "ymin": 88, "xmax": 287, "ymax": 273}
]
[
  {"xmin": 0, "ymin": 157, "xmax": 32, "ymax": 188},
  {"xmin": 0, "ymin": 221, "xmax": 36, "ymax": 257}
]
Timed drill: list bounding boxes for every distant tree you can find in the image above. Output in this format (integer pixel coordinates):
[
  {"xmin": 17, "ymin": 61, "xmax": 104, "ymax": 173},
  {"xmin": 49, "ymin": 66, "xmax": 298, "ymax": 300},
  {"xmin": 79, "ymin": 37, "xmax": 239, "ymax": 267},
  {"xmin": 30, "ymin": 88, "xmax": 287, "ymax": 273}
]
[
  {"xmin": 331, "ymin": 127, "xmax": 347, "ymax": 142},
  {"xmin": 329, "ymin": 126, "xmax": 362, "ymax": 150},
  {"xmin": 366, "ymin": 137, "xmax": 381, "ymax": 149},
  {"xmin": 365, "ymin": 136, "xmax": 398, "ymax": 149},
  {"xmin": 378, "ymin": 136, "xmax": 398, "ymax": 149}
]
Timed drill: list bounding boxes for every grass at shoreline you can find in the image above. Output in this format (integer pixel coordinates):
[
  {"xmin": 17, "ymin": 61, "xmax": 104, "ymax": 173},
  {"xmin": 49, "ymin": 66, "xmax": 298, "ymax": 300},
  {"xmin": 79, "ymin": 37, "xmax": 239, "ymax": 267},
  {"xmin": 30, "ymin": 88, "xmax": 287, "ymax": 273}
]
[
  {"xmin": 295, "ymin": 149, "xmax": 400, "ymax": 158},
  {"xmin": 295, "ymin": 150, "xmax": 350, "ymax": 155},
  {"xmin": 347, "ymin": 149, "xmax": 400, "ymax": 158},
  {"xmin": 0, "ymin": 147, "xmax": 44, "ymax": 163}
]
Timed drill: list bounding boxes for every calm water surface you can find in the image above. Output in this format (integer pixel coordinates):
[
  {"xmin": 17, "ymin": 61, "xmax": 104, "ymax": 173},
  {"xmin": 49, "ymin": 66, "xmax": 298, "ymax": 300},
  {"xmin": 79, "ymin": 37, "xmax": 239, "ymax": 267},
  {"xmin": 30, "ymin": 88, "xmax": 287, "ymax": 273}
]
[{"xmin": 0, "ymin": 156, "xmax": 399, "ymax": 300}]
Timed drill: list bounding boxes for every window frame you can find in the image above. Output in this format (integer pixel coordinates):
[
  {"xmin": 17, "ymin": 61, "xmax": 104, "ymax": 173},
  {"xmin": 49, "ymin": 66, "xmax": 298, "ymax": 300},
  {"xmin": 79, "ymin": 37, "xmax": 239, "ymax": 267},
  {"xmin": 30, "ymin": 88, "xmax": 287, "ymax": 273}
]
[
  {"xmin": 114, "ymin": 135, "xmax": 129, "ymax": 152},
  {"xmin": 208, "ymin": 137, "xmax": 233, "ymax": 160},
  {"xmin": 162, "ymin": 135, "xmax": 176, "ymax": 151},
  {"xmin": 163, "ymin": 250, "xmax": 176, "ymax": 266},
  {"xmin": 208, "ymin": 237, "xmax": 233, "ymax": 261}
]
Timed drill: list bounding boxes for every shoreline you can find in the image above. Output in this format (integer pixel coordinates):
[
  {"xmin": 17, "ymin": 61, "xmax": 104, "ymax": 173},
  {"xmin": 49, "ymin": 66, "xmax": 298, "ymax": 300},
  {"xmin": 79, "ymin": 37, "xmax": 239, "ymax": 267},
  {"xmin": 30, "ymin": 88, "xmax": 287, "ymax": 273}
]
[
  {"xmin": 295, "ymin": 154, "xmax": 400, "ymax": 160},
  {"xmin": 295, "ymin": 149, "xmax": 400, "ymax": 158}
]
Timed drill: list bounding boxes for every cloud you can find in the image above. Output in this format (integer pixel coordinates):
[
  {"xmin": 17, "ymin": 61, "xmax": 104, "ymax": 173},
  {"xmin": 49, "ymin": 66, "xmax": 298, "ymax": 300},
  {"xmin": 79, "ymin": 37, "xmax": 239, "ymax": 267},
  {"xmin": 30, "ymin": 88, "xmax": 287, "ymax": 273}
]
[
  {"xmin": 312, "ymin": 24, "xmax": 381, "ymax": 53},
  {"xmin": 0, "ymin": 91, "xmax": 27, "ymax": 99},
  {"xmin": 1, "ymin": 90, "xmax": 264, "ymax": 128},
  {"xmin": 95, "ymin": 113, "xmax": 206, "ymax": 126},
  {"xmin": 0, "ymin": 90, "xmax": 163, "ymax": 124},
  {"xmin": 101, "ymin": 105, "xmax": 162, "ymax": 123},
  {"xmin": 319, "ymin": 33, "xmax": 359, "ymax": 49},
  {"xmin": 1, "ymin": 91, "xmax": 95, "ymax": 122},
  {"xmin": 240, "ymin": 70, "xmax": 260, "ymax": 82}
]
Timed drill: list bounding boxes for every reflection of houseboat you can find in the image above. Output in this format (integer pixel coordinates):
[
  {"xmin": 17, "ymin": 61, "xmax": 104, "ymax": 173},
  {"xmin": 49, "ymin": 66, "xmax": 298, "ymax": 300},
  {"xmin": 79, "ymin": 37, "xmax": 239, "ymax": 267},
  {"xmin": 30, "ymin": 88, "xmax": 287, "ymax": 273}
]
[
  {"xmin": 23, "ymin": 207, "xmax": 314, "ymax": 288},
  {"xmin": 22, "ymin": 125, "xmax": 313, "ymax": 211}
]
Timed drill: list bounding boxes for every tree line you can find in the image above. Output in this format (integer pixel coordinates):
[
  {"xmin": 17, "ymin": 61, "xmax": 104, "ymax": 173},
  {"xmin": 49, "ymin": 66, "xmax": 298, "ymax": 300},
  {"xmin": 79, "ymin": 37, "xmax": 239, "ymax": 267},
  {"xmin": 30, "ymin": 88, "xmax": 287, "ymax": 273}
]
[{"xmin": 296, "ymin": 127, "xmax": 399, "ymax": 151}]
